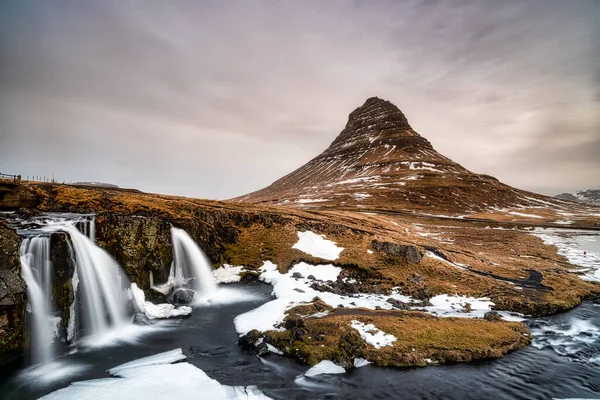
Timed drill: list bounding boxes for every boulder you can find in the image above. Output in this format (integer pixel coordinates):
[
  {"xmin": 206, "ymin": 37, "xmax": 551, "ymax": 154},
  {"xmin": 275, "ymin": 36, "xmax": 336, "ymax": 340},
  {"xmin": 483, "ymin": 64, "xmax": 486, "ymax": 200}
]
[
  {"xmin": 484, "ymin": 311, "xmax": 502, "ymax": 321},
  {"xmin": 371, "ymin": 240, "xmax": 422, "ymax": 263}
]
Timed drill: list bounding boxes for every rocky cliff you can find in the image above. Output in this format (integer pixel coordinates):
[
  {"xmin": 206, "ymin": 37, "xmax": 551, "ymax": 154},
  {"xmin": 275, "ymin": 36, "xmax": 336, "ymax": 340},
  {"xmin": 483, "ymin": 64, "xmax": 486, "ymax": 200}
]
[{"xmin": 0, "ymin": 221, "xmax": 26, "ymax": 363}]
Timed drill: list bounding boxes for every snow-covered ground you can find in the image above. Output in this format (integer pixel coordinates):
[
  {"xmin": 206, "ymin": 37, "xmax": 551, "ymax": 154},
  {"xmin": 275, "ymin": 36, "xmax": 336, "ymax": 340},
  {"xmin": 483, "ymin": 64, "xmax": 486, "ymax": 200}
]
[
  {"xmin": 424, "ymin": 294, "xmax": 522, "ymax": 321},
  {"xmin": 292, "ymin": 231, "xmax": 344, "ymax": 260},
  {"xmin": 233, "ymin": 259, "xmax": 520, "ymax": 337},
  {"xmin": 213, "ymin": 264, "xmax": 244, "ymax": 283},
  {"xmin": 233, "ymin": 261, "xmax": 414, "ymax": 335},
  {"xmin": 532, "ymin": 229, "xmax": 600, "ymax": 283},
  {"xmin": 41, "ymin": 349, "xmax": 271, "ymax": 400},
  {"xmin": 350, "ymin": 320, "xmax": 397, "ymax": 349}
]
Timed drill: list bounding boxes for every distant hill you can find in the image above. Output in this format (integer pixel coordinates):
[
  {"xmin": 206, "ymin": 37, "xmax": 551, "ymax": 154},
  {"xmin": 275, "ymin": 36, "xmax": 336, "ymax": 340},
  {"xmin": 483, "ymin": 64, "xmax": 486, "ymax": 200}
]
[
  {"xmin": 556, "ymin": 189, "xmax": 600, "ymax": 206},
  {"xmin": 73, "ymin": 182, "xmax": 120, "ymax": 188}
]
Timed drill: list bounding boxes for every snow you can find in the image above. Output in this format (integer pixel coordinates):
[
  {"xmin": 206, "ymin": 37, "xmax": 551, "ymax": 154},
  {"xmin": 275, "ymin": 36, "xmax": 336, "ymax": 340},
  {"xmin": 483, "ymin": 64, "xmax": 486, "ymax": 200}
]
[
  {"xmin": 304, "ymin": 360, "xmax": 345, "ymax": 377},
  {"xmin": 292, "ymin": 231, "xmax": 344, "ymax": 260},
  {"xmin": 350, "ymin": 320, "xmax": 397, "ymax": 349},
  {"xmin": 295, "ymin": 198, "xmax": 329, "ymax": 204},
  {"xmin": 423, "ymin": 294, "xmax": 522, "ymax": 321},
  {"xmin": 367, "ymin": 249, "xmax": 374, "ymax": 254},
  {"xmin": 330, "ymin": 176, "xmax": 381, "ymax": 186},
  {"xmin": 213, "ymin": 264, "xmax": 244, "ymax": 283},
  {"xmin": 353, "ymin": 358, "xmax": 372, "ymax": 368},
  {"xmin": 234, "ymin": 256, "xmax": 525, "ymax": 336},
  {"xmin": 407, "ymin": 162, "xmax": 444, "ymax": 173},
  {"xmin": 234, "ymin": 261, "xmax": 413, "ymax": 335},
  {"xmin": 532, "ymin": 229, "xmax": 600, "ymax": 283},
  {"xmin": 42, "ymin": 349, "xmax": 271, "ymax": 400},
  {"xmin": 553, "ymin": 220, "xmax": 574, "ymax": 225},
  {"xmin": 508, "ymin": 211, "xmax": 544, "ymax": 219},
  {"xmin": 425, "ymin": 251, "xmax": 467, "ymax": 271},
  {"xmin": 402, "ymin": 174, "xmax": 423, "ymax": 181},
  {"xmin": 129, "ymin": 283, "xmax": 192, "ymax": 320},
  {"xmin": 108, "ymin": 349, "xmax": 186, "ymax": 375}
]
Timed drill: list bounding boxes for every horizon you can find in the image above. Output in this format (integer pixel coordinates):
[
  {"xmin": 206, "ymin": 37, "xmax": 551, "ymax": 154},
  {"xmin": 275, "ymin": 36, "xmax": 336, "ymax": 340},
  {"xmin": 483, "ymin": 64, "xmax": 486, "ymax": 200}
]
[{"xmin": 1, "ymin": 1, "xmax": 599, "ymax": 199}]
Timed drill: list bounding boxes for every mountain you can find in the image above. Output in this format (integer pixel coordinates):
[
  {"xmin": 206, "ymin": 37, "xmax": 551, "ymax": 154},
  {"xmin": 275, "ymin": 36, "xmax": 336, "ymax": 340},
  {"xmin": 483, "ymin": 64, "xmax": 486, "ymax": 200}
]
[
  {"xmin": 556, "ymin": 189, "xmax": 600, "ymax": 206},
  {"xmin": 234, "ymin": 97, "xmax": 594, "ymax": 223}
]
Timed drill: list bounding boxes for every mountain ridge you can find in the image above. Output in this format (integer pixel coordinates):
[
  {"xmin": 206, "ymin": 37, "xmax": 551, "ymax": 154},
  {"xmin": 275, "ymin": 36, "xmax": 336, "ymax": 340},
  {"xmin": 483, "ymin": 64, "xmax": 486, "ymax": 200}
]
[{"xmin": 556, "ymin": 189, "xmax": 600, "ymax": 206}]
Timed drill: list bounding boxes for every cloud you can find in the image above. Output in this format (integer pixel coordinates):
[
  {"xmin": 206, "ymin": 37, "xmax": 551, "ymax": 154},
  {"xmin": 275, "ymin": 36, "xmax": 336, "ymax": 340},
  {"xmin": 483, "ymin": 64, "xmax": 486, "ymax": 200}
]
[{"xmin": 0, "ymin": 0, "xmax": 598, "ymax": 198}]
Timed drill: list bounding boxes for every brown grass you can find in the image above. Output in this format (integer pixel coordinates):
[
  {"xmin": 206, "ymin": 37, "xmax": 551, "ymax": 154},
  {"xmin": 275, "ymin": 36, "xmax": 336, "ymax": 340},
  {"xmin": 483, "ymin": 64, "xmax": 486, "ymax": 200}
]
[{"xmin": 265, "ymin": 308, "xmax": 529, "ymax": 367}]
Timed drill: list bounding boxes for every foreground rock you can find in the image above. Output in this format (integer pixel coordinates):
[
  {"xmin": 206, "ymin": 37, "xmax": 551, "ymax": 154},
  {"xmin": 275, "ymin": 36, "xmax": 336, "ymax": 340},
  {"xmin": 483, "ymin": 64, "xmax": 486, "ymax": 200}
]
[{"xmin": 0, "ymin": 221, "xmax": 26, "ymax": 361}]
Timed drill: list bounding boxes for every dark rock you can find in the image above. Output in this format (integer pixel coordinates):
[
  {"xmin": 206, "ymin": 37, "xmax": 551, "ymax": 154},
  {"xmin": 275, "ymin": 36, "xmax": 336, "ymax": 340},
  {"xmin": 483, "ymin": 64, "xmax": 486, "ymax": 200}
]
[
  {"xmin": 0, "ymin": 182, "xmax": 40, "ymax": 210},
  {"xmin": 263, "ymin": 334, "xmax": 274, "ymax": 345},
  {"xmin": 284, "ymin": 315, "xmax": 305, "ymax": 329},
  {"xmin": 371, "ymin": 240, "xmax": 423, "ymax": 263},
  {"xmin": 15, "ymin": 208, "xmax": 43, "ymax": 218},
  {"xmin": 484, "ymin": 311, "xmax": 502, "ymax": 321},
  {"xmin": 307, "ymin": 275, "xmax": 316, "ymax": 280},
  {"xmin": 0, "ymin": 221, "xmax": 26, "ymax": 357},
  {"xmin": 170, "ymin": 288, "xmax": 195, "ymax": 305},
  {"xmin": 412, "ymin": 300, "xmax": 433, "ymax": 307},
  {"xmin": 238, "ymin": 329, "xmax": 261, "ymax": 350},
  {"xmin": 293, "ymin": 288, "xmax": 305, "ymax": 293},
  {"xmin": 291, "ymin": 327, "xmax": 307, "ymax": 341},
  {"xmin": 386, "ymin": 298, "xmax": 411, "ymax": 310},
  {"xmin": 291, "ymin": 272, "xmax": 303, "ymax": 279},
  {"xmin": 256, "ymin": 342, "xmax": 270, "ymax": 357}
]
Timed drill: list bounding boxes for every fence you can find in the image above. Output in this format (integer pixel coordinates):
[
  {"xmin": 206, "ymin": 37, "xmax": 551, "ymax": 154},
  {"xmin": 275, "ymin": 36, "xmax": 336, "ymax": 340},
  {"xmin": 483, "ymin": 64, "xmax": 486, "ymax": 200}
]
[
  {"xmin": 0, "ymin": 173, "xmax": 57, "ymax": 184},
  {"xmin": 0, "ymin": 173, "xmax": 20, "ymax": 183}
]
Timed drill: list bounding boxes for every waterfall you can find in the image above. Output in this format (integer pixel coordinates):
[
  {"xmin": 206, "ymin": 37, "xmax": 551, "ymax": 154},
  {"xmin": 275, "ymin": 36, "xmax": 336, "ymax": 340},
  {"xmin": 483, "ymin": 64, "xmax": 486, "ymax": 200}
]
[
  {"xmin": 20, "ymin": 236, "xmax": 59, "ymax": 365},
  {"xmin": 18, "ymin": 216, "xmax": 133, "ymax": 368},
  {"xmin": 61, "ymin": 225, "xmax": 130, "ymax": 338},
  {"xmin": 168, "ymin": 227, "xmax": 218, "ymax": 298}
]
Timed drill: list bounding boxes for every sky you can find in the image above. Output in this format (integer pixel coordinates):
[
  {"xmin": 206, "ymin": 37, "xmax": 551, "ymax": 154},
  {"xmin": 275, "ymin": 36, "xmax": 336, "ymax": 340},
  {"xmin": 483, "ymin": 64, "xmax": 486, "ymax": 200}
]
[{"xmin": 0, "ymin": 0, "xmax": 598, "ymax": 199}]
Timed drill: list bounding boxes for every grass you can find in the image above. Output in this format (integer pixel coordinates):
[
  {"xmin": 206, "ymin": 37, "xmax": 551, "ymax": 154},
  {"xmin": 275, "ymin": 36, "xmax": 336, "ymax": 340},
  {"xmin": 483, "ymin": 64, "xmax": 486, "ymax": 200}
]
[{"xmin": 264, "ymin": 307, "xmax": 530, "ymax": 367}]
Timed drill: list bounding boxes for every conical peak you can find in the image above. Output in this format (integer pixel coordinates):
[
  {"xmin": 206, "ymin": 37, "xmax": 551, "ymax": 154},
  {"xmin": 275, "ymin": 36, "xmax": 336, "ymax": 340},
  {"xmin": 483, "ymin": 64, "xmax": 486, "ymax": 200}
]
[
  {"xmin": 327, "ymin": 96, "xmax": 425, "ymax": 152},
  {"xmin": 347, "ymin": 97, "xmax": 410, "ymax": 128}
]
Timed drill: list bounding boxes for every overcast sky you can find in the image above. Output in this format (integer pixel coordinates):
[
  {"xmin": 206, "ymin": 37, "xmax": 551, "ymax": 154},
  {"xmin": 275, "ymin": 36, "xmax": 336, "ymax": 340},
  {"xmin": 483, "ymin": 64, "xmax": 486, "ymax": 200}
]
[{"xmin": 1, "ymin": 0, "xmax": 598, "ymax": 199}]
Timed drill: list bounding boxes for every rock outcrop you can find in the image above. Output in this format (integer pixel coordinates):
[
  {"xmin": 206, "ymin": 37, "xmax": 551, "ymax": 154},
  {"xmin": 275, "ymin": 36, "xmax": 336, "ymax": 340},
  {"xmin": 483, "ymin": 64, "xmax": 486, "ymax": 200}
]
[{"xmin": 0, "ymin": 221, "xmax": 26, "ymax": 361}]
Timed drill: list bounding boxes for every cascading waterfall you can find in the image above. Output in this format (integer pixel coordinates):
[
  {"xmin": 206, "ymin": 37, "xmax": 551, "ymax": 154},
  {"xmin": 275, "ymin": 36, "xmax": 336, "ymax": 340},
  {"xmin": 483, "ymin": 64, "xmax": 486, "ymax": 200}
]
[
  {"xmin": 18, "ymin": 215, "xmax": 132, "ymax": 368},
  {"xmin": 20, "ymin": 236, "xmax": 59, "ymax": 365},
  {"xmin": 154, "ymin": 228, "xmax": 217, "ymax": 300},
  {"xmin": 61, "ymin": 224, "xmax": 130, "ymax": 339}
]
